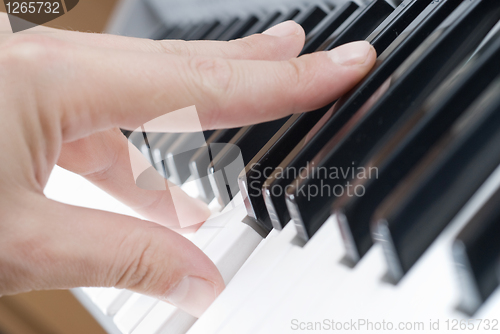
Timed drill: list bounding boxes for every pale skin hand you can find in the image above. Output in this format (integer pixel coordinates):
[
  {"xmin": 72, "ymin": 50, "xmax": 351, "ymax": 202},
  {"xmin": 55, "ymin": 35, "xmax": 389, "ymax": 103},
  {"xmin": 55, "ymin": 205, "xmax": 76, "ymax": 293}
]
[{"xmin": 0, "ymin": 16, "xmax": 376, "ymax": 317}]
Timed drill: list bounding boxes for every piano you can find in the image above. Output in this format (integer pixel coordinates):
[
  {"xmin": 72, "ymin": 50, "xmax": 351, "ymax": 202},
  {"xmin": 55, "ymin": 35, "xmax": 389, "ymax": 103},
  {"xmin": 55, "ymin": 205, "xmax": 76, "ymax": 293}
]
[{"xmin": 43, "ymin": 0, "xmax": 500, "ymax": 332}]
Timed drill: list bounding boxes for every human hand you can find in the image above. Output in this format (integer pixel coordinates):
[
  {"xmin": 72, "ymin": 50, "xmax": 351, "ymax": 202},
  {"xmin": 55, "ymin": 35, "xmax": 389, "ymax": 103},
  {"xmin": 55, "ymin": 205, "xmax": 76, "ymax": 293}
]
[{"xmin": 0, "ymin": 17, "xmax": 376, "ymax": 317}]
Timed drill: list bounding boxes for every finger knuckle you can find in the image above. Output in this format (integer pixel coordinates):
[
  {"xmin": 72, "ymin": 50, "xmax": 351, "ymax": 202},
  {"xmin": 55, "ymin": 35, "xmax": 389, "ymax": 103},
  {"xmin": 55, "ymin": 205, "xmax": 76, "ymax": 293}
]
[
  {"xmin": 0, "ymin": 35, "xmax": 67, "ymax": 72},
  {"xmin": 0, "ymin": 35, "xmax": 70, "ymax": 127},
  {"xmin": 114, "ymin": 230, "xmax": 167, "ymax": 293},
  {"xmin": 189, "ymin": 56, "xmax": 234, "ymax": 99},
  {"xmin": 188, "ymin": 56, "xmax": 235, "ymax": 127},
  {"xmin": 285, "ymin": 58, "xmax": 306, "ymax": 88},
  {"xmin": 78, "ymin": 142, "xmax": 119, "ymax": 182},
  {"xmin": 284, "ymin": 58, "xmax": 317, "ymax": 107}
]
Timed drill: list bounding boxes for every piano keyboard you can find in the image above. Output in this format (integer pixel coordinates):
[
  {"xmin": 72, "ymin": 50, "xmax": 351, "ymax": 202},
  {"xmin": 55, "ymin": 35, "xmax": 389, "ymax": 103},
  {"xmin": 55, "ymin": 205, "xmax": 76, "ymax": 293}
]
[{"xmin": 50, "ymin": 0, "xmax": 500, "ymax": 332}]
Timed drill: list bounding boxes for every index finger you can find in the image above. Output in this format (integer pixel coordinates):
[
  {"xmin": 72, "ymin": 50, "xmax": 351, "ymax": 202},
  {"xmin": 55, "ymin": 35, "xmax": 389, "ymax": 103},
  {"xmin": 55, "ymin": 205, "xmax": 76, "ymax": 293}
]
[
  {"xmin": 1, "ymin": 14, "xmax": 306, "ymax": 61},
  {"xmin": 20, "ymin": 38, "xmax": 375, "ymax": 141}
]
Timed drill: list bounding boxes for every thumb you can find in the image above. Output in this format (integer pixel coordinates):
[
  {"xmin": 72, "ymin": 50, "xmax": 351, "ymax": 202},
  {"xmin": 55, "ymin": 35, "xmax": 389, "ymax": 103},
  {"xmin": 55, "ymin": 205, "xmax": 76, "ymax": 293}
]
[{"xmin": 1, "ymin": 192, "xmax": 224, "ymax": 318}]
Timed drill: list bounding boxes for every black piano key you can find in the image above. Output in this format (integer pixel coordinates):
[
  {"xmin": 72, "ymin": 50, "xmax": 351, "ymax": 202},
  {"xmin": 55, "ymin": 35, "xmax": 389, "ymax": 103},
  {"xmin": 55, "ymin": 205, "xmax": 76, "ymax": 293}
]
[
  {"xmin": 241, "ymin": 0, "xmax": 405, "ymax": 230},
  {"xmin": 121, "ymin": 129, "xmax": 132, "ymax": 138},
  {"xmin": 137, "ymin": 132, "xmax": 169, "ymax": 177},
  {"xmin": 135, "ymin": 131, "xmax": 175, "ymax": 177},
  {"xmin": 242, "ymin": 7, "xmax": 302, "ymax": 38},
  {"xmin": 179, "ymin": 24, "xmax": 201, "ymax": 40},
  {"xmin": 205, "ymin": 18, "xmax": 240, "ymax": 41},
  {"xmin": 288, "ymin": 0, "xmax": 500, "ymax": 242},
  {"xmin": 165, "ymin": 132, "xmax": 207, "ymax": 185},
  {"xmin": 453, "ymin": 187, "xmax": 500, "ymax": 315},
  {"xmin": 184, "ymin": 23, "xmax": 207, "ymax": 41},
  {"xmin": 243, "ymin": 11, "xmax": 283, "ymax": 37},
  {"xmin": 218, "ymin": 15, "xmax": 260, "ymax": 41},
  {"xmin": 202, "ymin": 130, "xmax": 216, "ymax": 139},
  {"xmin": 151, "ymin": 26, "xmax": 176, "ymax": 40},
  {"xmin": 335, "ymin": 28, "xmax": 500, "ymax": 263},
  {"xmin": 317, "ymin": 0, "xmax": 395, "ymax": 52},
  {"xmin": 200, "ymin": 21, "xmax": 222, "ymax": 40},
  {"xmin": 186, "ymin": 21, "xmax": 221, "ymax": 41},
  {"xmin": 152, "ymin": 24, "xmax": 180, "ymax": 40},
  {"xmin": 301, "ymin": 2, "xmax": 360, "ymax": 55},
  {"xmin": 127, "ymin": 131, "xmax": 144, "ymax": 150},
  {"xmin": 140, "ymin": 132, "xmax": 162, "ymax": 164},
  {"xmin": 196, "ymin": 6, "xmax": 316, "ymax": 207},
  {"xmin": 161, "ymin": 25, "xmax": 191, "ymax": 40},
  {"xmin": 293, "ymin": 5, "xmax": 328, "ymax": 35},
  {"xmin": 365, "ymin": 0, "xmax": 426, "ymax": 45},
  {"xmin": 209, "ymin": 118, "xmax": 291, "ymax": 208},
  {"xmin": 263, "ymin": 111, "xmax": 334, "ymax": 230},
  {"xmin": 373, "ymin": 76, "xmax": 500, "ymax": 283},
  {"xmin": 238, "ymin": 0, "xmax": 395, "ymax": 230},
  {"xmin": 367, "ymin": 0, "xmax": 434, "ymax": 54},
  {"xmin": 150, "ymin": 133, "xmax": 181, "ymax": 178},
  {"xmin": 161, "ymin": 130, "xmax": 214, "ymax": 184},
  {"xmin": 281, "ymin": 8, "xmax": 301, "ymax": 22},
  {"xmin": 189, "ymin": 128, "xmax": 241, "ymax": 203},
  {"xmin": 255, "ymin": 7, "xmax": 301, "ymax": 37},
  {"xmin": 263, "ymin": 0, "xmax": 450, "ymax": 230},
  {"xmin": 194, "ymin": 6, "xmax": 327, "ymax": 206},
  {"xmin": 239, "ymin": 106, "xmax": 332, "ymax": 231}
]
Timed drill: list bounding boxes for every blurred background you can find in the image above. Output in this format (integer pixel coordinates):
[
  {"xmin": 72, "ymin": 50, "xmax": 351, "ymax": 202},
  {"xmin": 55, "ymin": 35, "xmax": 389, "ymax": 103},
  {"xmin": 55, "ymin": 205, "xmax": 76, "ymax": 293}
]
[
  {"xmin": 0, "ymin": 1, "xmax": 118, "ymax": 333},
  {"xmin": 1, "ymin": 0, "xmax": 118, "ymax": 32}
]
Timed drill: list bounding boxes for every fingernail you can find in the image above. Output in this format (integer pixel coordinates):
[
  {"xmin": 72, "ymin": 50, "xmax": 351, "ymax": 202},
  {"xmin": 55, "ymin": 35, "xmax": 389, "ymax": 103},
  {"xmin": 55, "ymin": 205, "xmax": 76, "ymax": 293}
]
[
  {"xmin": 328, "ymin": 41, "xmax": 374, "ymax": 66},
  {"xmin": 262, "ymin": 20, "xmax": 299, "ymax": 37},
  {"xmin": 164, "ymin": 276, "xmax": 217, "ymax": 318}
]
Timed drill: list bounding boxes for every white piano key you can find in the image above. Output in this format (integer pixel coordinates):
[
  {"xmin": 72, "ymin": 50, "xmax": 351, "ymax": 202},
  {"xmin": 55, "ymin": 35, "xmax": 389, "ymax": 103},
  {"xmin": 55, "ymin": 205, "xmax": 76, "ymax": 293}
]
[
  {"xmin": 370, "ymin": 162, "xmax": 500, "ymax": 322},
  {"xmin": 154, "ymin": 201, "xmax": 260, "ymax": 332},
  {"xmin": 215, "ymin": 216, "xmax": 342, "ymax": 334},
  {"xmin": 190, "ymin": 193, "xmax": 245, "ymax": 250},
  {"xmin": 476, "ymin": 285, "xmax": 500, "ymax": 318},
  {"xmin": 366, "ymin": 235, "xmax": 458, "ymax": 322},
  {"xmin": 273, "ymin": 160, "xmax": 500, "ymax": 332},
  {"xmin": 94, "ymin": 288, "xmax": 134, "ymax": 316},
  {"xmin": 254, "ymin": 218, "xmax": 355, "ymax": 334},
  {"xmin": 283, "ymin": 216, "xmax": 465, "ymax": 329},
  {"xmin": 131, "ymin": 302, "xmax": 177, "ymax": 334},
  {"xmin": 128, "ymin": 131, "xmax": 145, "ymax": 148},
  {"xmin": 81, "ymin": 287, "xmax": 106, "ymax": 302},
  {"xmin": 72, "ymin": 288, "xmax": 123, "ymax": 334},
  {"xmin": 319, "ymin": 245, "xmax": 393, "ymax": 319},
  {"xmin": 306, "ymin": 244, "xmax": 387, "ymax": 320},
  {"xmin": 129, "ymin": 294, "xmax": 197, "ymax": 334},
  {"xmin": 220, "ymin": 191, "xmax": 244, "ymax": 214},
  {"xmin": 180, "ymin": 175, "xmax": 200, "ymax": 199},
  {"xmin": 208, "ymin": 197, "xmax": 223, "ymax": 212},
  {"xmin": 135, "ymin": 193, "xmax": 257, "ymax": 333},
  {"xmin": 188, "ymin": 222, "xmax": 298, "ymax": 334},
  {"xmin": 141, "ymin": 145, "xmax": 153, "ymax": 165},
  {"xmin": 386, "ymin": 244, "xmax": 461, "ymax": 321},
  {"xmin": 114, "ymin": 293, "xmax": 158, "ymax": 334},
  {"xmin": 152, "ymin": 148, "xmax": 166, "ymax": 179},
  {"xmin": 238, "ymin": 224, "xmax": 290, "ymax": 270},
  {"xmin": 156, "ymin": 308, "xmax": 197, "ymax": 334},
  {"xmin": 255, "ymin": 248, "xmax": 387, "ymax": 334},
  {"xmin": 204, "ymin": 218, "xmax": 264, "ymax": 284}
]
